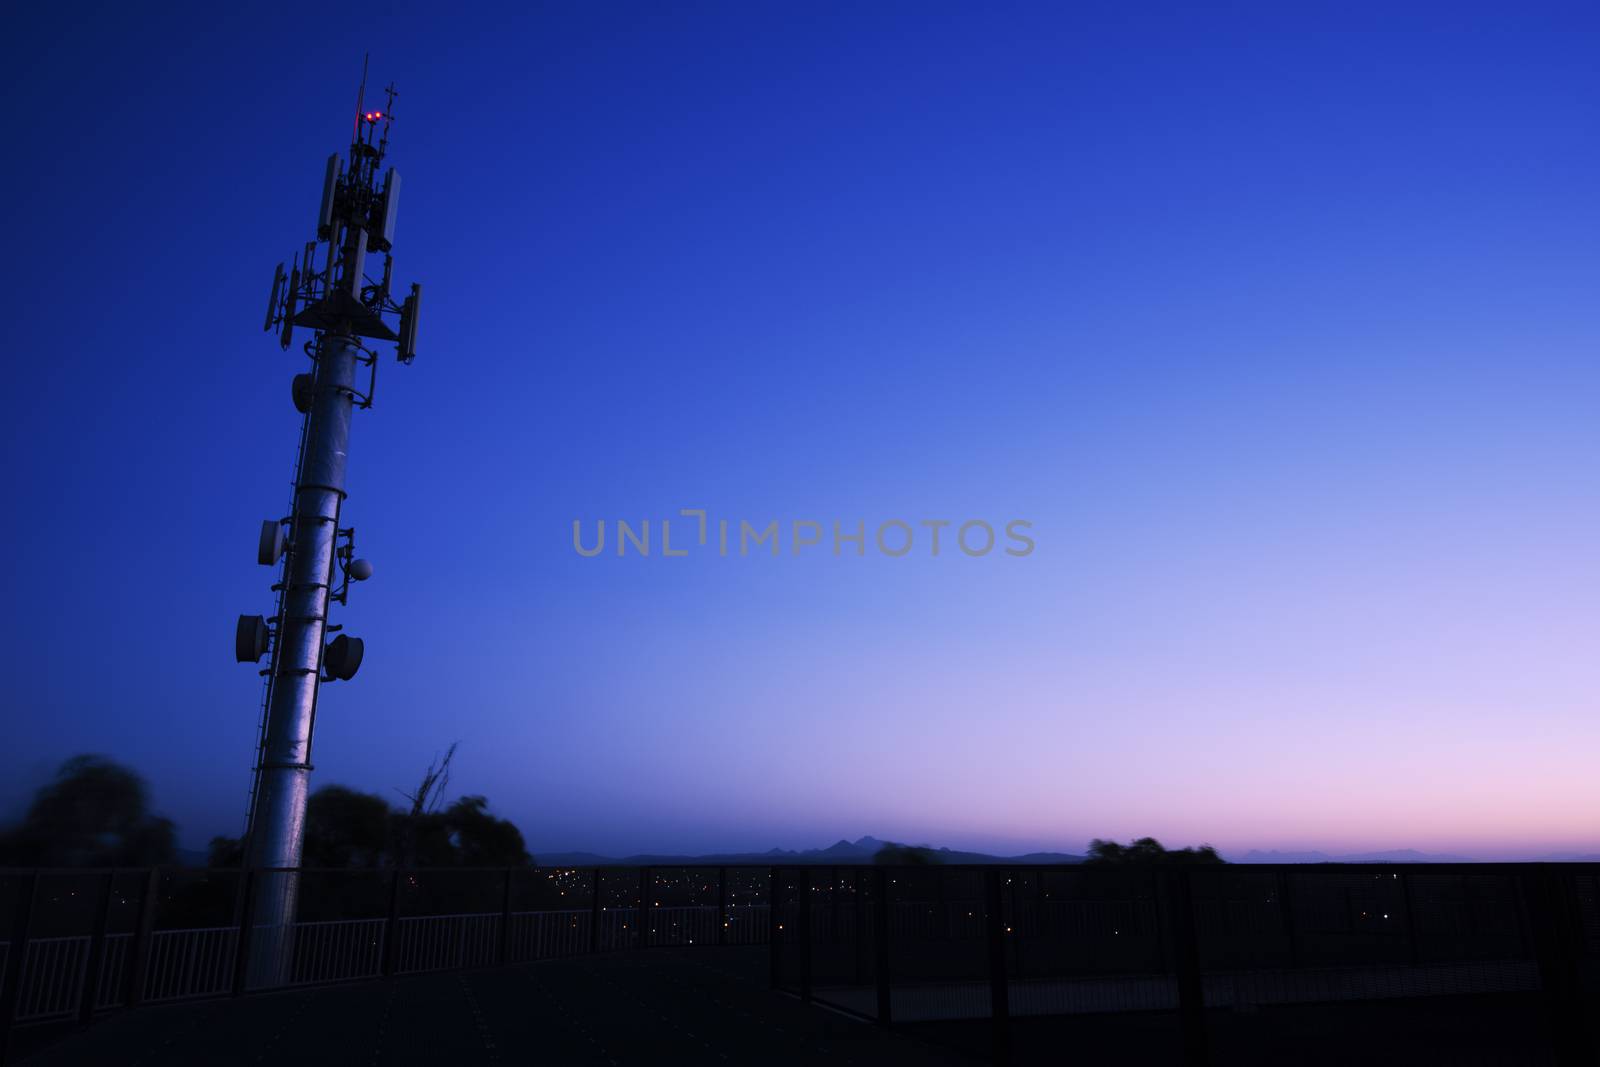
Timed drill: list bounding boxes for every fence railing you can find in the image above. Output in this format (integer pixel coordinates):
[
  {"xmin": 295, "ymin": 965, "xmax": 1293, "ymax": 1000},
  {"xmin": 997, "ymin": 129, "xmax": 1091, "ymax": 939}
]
[
  {"xmin": 0, "ymin": 863, "xmax": 774, "ymax": 1060},
  {"xmin": 2, "ymin": 863, "xmax": 1597, "ymax": 1065},
  {"xmin": 769, "ymin": 863, "xmax": 1600, "ymax": 1065}
]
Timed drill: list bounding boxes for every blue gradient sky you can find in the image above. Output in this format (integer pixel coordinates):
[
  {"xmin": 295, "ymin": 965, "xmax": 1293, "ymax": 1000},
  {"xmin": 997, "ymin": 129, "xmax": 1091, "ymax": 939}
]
[{"xmin": 4, "ymin": 3, "xmax": 1598, "ymax": 860}]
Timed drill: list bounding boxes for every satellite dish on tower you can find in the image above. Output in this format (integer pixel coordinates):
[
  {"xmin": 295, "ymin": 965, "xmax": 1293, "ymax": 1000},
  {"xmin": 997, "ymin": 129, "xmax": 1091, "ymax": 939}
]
[
  {"xmin": 235, "ymin": 615, "xmax": 269, "ymax": 663},
  {"xmin": 292, "ymin": 373, "xmax": 314, "ymax": 414},
  {"xmin": 324, "ymin": 634, "xmax": 364, "ymax": 681},
  {"xmin": 258, "ymin": 520, "xmax": 285, "ymax": 566}
]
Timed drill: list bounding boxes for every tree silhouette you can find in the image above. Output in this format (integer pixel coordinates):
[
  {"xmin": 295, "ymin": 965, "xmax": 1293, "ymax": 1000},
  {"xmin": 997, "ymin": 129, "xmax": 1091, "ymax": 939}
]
[
  {"xmin": 873, "ymin": 841, "xmax": 942, "ymax": 865},
  {"xmin": 393, "ymin": 743, "xmax": 457, "ymax": 867},
  {"xmin": 0, "ymin": 755, "xmax": 175, "ymax": 867},
  {"xmin": 407, "ymin": 795, "xmax": 531, "ymax": 868},
  {"xmin": 304, "ymin": 785, "xmax": 392, "ymax": 868},
  {"xmin": 1085, "ymin": 836, "xmax": 1224, "ymax": 866},
  {"xmin": 210, "ymin": 775, "xmax": 532, "ymax": 869}
]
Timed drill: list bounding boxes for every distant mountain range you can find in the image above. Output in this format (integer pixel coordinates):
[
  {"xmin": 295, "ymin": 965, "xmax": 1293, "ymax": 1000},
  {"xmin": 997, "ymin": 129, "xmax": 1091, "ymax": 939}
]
[
  {"xmin": 1237, "ymin": 849, "xmax": 1479, "ymax": 864},
  {"xmin": 541, "ymin": 841, "xmax": 1599, "ymax": 867},
  {"xmin": 175, "ymin": 839, "xmax": 1600, "ymax": 868},
  {"xmin": 534, "ymin": 835, "xmax": 1085, "ymax": 867}
]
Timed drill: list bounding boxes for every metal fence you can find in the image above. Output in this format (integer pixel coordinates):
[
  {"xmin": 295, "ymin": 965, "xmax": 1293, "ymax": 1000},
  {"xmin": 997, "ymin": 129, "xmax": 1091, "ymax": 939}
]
[
  {"xmin": 3, "ymin": 863, "xmax": 1598, "ymax": 1065},
  {"xmin": 0, "ymin": 864, "xmax": 773, "ymax": 1060},
  {"xmin": 769, "ymin": 863, "xmax": 1600, "ymax": 1065}
]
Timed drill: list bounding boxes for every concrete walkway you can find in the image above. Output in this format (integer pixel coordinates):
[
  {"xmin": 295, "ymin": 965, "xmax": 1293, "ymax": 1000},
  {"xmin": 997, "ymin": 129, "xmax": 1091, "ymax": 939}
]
[{"xmin": 18, "ymin": 947, "xmax": 972, "ymax": 1066}]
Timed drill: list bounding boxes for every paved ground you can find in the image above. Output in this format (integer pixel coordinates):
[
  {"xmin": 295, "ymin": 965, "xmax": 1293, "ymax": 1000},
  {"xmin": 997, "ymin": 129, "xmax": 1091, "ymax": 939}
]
[
  {"xmin": 904, "ymin": 994, "xmax": 1560, "ymax": 1067},
  {"xmin": 17, "ymin": 948, "xmax": 973, "ymax": 1066},
  {"xmin": 15, "ymin": 950, "xmax": 1576, "ymax": 1066}
]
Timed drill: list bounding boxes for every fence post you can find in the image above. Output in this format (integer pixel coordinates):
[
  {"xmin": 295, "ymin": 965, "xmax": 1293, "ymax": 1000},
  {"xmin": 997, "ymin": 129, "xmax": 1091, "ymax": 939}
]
[
  {"xmin": 796, "ymin": 869, "xmax": 812, "ymax": 1004},
  {"xmin": 1164, "ymin": 869, "xmax": 1208, "ymax": 1066},
  {"xmin": 854, "ymin": 868, "xmax": 865, "ymax": 984},
  {"xmin": 1275, "ymin": 870, "xmax": 1298, "ymax": 969},
  {"xmin": 1398, "ymin": 872, "xmax": 1421, "ymax": 967},
  {"xmin": 768, "ymin": 866, "xmax": 781, "ymax": 989},
  {"xmin": 589, "ymin": 869, "xmax": 602, "ymax": 954},
  {"xmin": 0, "ymin": 871, "xmax": 39, "ymax": 1064},
  {"xmin": 638, "ymin": 867, "xmax": 650, "ymax": 949},
  {"xmin": 936, "ymin": 866, "xmax": 949, "ymax": 941},
  {"xmin": 630, "ymin": 870, "xmax": 643, "ymax": 953},
  {"xmin": 717, "ymin": 867, "xmax": 728, "ymax": 947},
  {"xmin": 1037, "ymin": 869, "xmax": 1049, "ymax": 954},
  {"xmin": 1524, "ymin": 868, "xmax": 1594, "ymax": 1066},
  {"xmin": 829, "ymin": 866, "xmax": 839, "ymax": 944},
  {"xmin": 498, "ymin": 868, "xmax": 514, "ymax": 966},
  {"xmin": 126, "ymin": 868, "xmax": 160, "ymax": 1007},
  {"xmin": 380, "ymin": 868, "xmax": 402, "ymax": 978},
  {"xmin": 984, "ymin": 869, "xmax": 1012, "ymax": 1065},
  {"xmin": 874, "ymin": 866, "xmax": 892, "ymax": 1024},
  {"xmin": 229, "ymin": 870, "xmax": 256, "ymax": 996},
  {"xmin": 1008, "ymin": 868, "xmax": 1022, "ymax": 980},
  {"xmin": 76, "ymin": 870, "xmax": 117, "ymax": 1026}
]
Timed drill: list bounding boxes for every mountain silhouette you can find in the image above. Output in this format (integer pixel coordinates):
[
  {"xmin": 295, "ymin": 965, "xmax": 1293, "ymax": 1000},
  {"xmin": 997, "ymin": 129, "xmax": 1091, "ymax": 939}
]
[
  {"xmin": 535, "ymin": 836, "xmax": 1081, "ymax": 867},
  {"xmin": 1239, "ymin": 848, "xmax": 1477, "ymax": 864}
]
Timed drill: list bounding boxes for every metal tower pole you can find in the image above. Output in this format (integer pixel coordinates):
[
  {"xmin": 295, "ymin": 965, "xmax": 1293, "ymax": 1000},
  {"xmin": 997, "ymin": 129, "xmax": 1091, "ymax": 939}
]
[
  {"xmin": 238, "ymin": 75, "xmax": 421, "ymax": 986},
  {"xmin": 246, "ymin": 330, "xmax": 359, "ymax": 936}
]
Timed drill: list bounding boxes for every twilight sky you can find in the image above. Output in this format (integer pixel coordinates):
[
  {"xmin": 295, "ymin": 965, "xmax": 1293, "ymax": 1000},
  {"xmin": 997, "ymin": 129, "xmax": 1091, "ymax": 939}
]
[{"xmin": 3, "ymin": 2, "xmax": 1598, "ymax": 860}]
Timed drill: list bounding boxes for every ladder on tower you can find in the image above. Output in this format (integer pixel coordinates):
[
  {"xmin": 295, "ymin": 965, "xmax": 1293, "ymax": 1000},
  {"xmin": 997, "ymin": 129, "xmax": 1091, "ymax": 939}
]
[{"xmin": 243, "ymin": 386, "xmax": 315, "ymax": 840}]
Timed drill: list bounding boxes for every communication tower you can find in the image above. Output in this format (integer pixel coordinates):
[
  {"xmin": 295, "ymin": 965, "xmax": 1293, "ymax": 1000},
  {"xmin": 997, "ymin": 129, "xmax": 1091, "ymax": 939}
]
[{"xmin": 236, "ymin": 68, "xmax": 422, "ymax": 962}]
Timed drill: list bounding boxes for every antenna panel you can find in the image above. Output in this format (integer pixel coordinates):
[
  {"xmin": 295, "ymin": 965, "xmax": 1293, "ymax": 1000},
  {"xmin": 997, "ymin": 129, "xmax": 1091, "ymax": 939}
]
[
  {"xmin": 370, "ymin": 169, "xmax": 400, "ymax": 252},
  {"xmin": 280, "ymin": 265, "xmax": 300, "ymax": 350},
  {"xmin": 397, "ymin": 283, "xmax": 421, "ymax": 362},
  {"xmin": 264, "ymin": 263, "xmax": 285, "ymax": 331},
  {"xmin": 316, "ymin": 153, "xmax": 340, "ymax": 239},
  {"xmin": 345, "ymin": 232, "xmax": 366, "ymax": 299}
]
